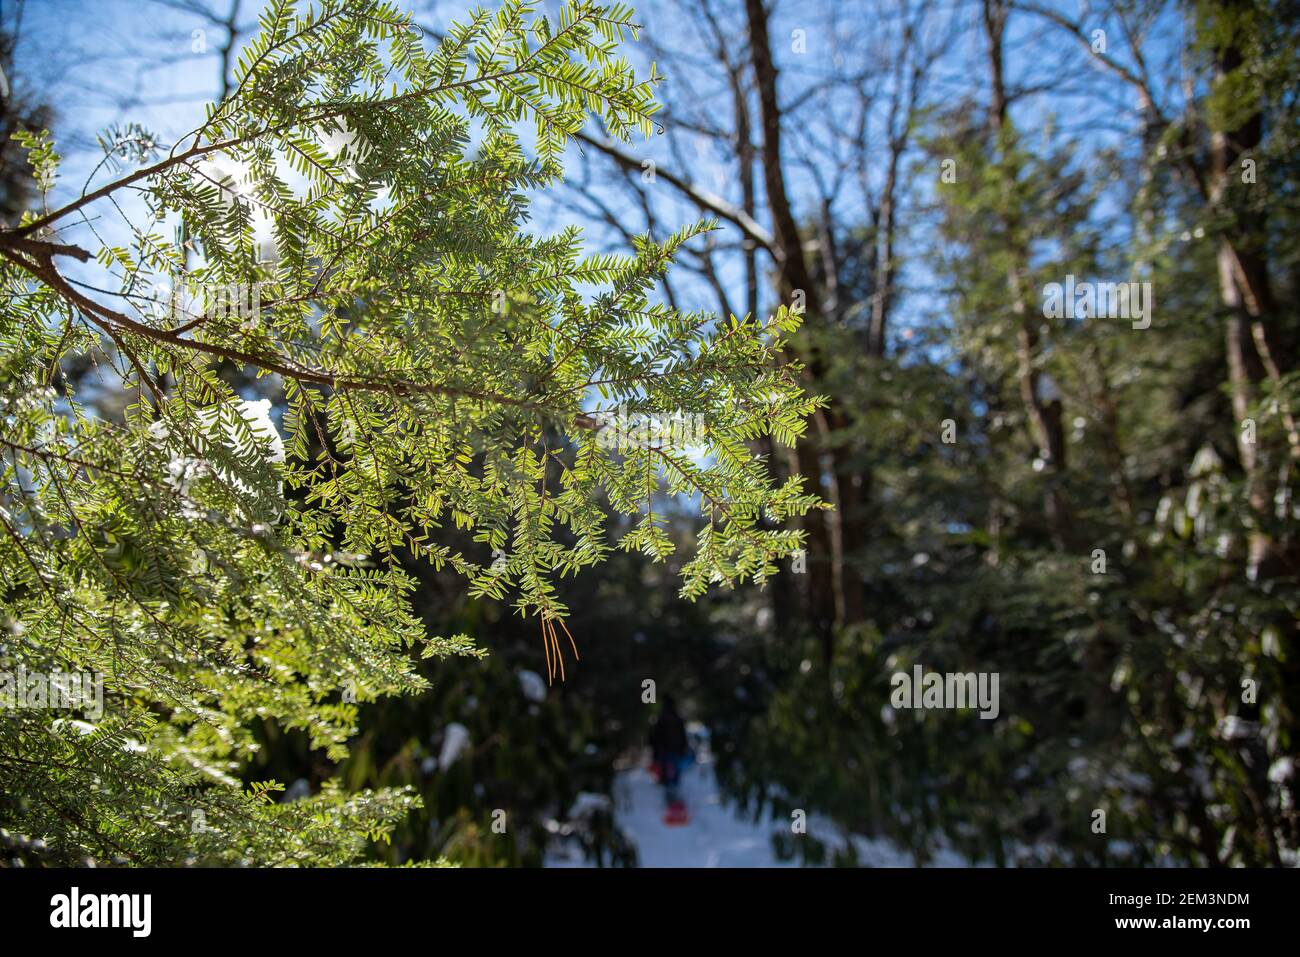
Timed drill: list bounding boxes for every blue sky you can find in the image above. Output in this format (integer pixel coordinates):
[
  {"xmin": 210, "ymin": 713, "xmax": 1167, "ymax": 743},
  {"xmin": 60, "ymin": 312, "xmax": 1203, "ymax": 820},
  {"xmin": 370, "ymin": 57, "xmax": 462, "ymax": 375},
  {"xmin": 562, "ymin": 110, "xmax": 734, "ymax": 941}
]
[{"xmin": 5, "ymin": 0, "xmax": 1189, "ymax": 348}]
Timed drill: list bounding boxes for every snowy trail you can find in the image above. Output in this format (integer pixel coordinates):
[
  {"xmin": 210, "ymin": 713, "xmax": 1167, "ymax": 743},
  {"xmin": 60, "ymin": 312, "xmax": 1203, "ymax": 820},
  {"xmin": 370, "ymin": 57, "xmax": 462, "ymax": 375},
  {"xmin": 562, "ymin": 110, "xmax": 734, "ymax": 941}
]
[
  {"xmin": 549, "ymin": 747, "xmax": 965, "ymax": 867},
  {"xmin": 610, "ymin": 759, "xmax": 797, "ymax": 868}
]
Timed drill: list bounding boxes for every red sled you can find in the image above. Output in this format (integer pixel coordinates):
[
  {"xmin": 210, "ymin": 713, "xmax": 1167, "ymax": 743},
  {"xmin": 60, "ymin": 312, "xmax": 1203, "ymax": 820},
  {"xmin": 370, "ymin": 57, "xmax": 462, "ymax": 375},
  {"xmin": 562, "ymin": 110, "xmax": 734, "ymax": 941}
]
[{"xmin": 663, "ymin": 800, "xmax": 689, "ymax": 826}]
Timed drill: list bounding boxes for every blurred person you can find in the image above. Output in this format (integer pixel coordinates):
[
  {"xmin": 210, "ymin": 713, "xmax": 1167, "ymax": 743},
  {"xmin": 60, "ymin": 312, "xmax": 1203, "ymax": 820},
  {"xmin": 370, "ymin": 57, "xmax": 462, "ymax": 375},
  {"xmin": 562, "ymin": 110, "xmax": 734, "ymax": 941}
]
[{"xmin": 649, "ymin": 695, "xmax": 690, "ymax": 809}]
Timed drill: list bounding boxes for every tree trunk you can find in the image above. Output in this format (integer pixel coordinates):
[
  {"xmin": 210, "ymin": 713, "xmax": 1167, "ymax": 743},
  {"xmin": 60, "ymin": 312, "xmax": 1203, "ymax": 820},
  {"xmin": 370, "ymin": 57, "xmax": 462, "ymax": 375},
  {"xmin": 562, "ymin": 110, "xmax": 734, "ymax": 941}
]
[
  {"xmin": 745, "ymin": 0, "xmax": 848, "ymax": 658},
  {"xmin": 982, "ymin": 0, "xmax": 1075, "ymax": 549}
]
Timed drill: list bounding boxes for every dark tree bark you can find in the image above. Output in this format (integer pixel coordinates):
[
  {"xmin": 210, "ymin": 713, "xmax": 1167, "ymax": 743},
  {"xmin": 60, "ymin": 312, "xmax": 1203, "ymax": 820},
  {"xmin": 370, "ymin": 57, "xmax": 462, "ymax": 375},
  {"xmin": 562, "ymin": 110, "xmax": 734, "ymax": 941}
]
[
  {"xmin": 744, "ymin": 0, "xmax": 848, "ymax": 657},
  {"xmin": 982, "ymin": 0, "xmax": 1075, "ymax": 549}
]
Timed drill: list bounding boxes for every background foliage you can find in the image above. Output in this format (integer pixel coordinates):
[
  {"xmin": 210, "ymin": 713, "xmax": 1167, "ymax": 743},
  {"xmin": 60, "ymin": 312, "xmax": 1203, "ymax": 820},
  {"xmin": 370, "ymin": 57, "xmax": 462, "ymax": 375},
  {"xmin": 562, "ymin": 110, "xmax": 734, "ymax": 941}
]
[{"xmin": 2, "ymin": 0, "xmax": 1297, "ymax": 867}]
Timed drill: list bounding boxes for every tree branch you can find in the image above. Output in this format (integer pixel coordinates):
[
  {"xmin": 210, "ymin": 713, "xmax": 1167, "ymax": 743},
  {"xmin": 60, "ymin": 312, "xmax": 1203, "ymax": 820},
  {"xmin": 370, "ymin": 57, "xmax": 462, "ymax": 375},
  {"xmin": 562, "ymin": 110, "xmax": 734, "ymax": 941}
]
[{"xmin": 572, "ymin": 128, "xmax": 775, "ymax": 256}]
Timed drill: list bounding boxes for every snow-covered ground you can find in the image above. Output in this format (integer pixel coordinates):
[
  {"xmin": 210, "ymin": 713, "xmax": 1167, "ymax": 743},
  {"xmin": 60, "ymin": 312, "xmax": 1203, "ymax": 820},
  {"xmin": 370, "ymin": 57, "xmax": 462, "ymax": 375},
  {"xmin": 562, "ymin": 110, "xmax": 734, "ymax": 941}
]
[
  {"xmin": 547, "ymin": 738, "xmax": 972, "ymax": 868},
  {"xmin": 608, "ymin": 759, "xmax": 801, "ymax": 867}
]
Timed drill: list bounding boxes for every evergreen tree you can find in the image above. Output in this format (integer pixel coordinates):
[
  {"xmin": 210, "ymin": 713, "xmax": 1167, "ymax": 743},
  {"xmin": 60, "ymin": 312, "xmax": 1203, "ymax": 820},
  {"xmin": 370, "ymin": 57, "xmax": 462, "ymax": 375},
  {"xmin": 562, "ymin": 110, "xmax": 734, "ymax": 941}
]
[{"xmin": 0, "ymin": 0, "xmax": 820, "ymax": 865}]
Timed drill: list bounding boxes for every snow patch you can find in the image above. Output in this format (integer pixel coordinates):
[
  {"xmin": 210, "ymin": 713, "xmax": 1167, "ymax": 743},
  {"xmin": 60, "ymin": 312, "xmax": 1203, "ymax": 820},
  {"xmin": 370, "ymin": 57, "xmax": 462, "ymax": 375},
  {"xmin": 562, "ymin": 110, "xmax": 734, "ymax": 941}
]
[{"xmin": 438, "ymin": 722, "xmax": 470, "ymax": 769}]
